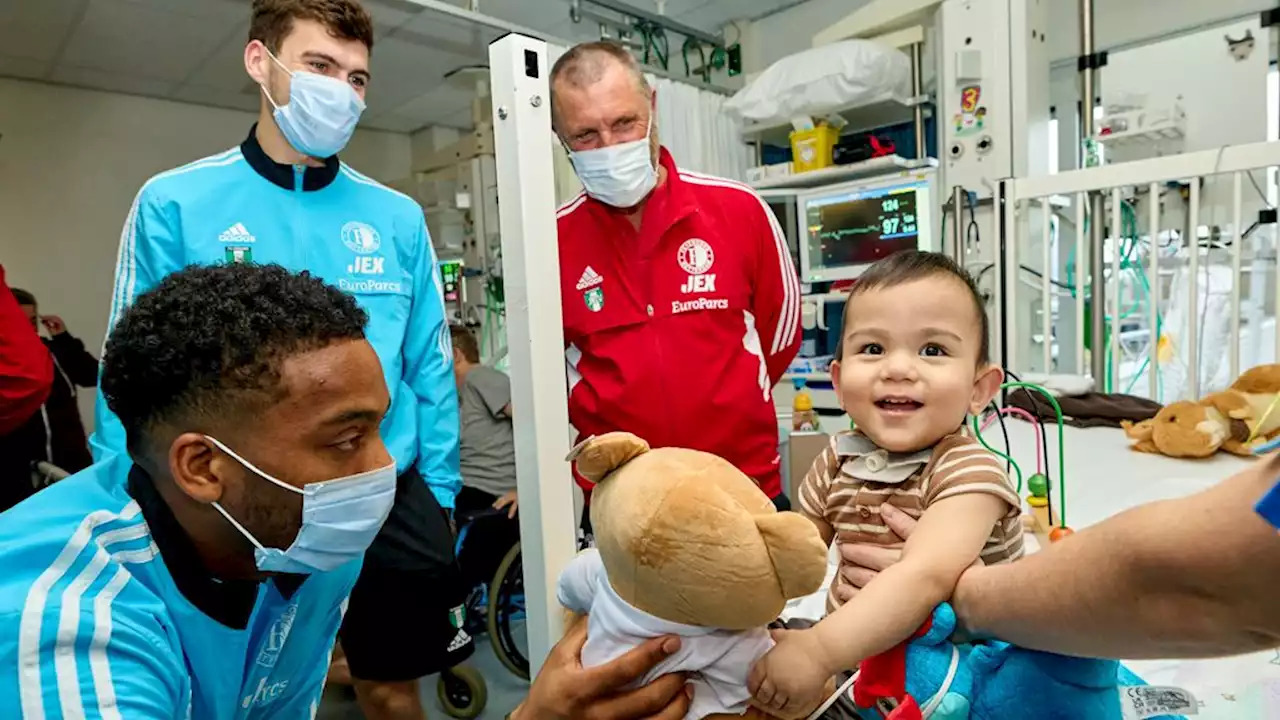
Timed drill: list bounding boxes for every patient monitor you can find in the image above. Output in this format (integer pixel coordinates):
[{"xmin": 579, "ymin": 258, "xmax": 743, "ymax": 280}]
[{"xmin": 797, "ymin": 170, "xmax": 937, "ymax": 283}]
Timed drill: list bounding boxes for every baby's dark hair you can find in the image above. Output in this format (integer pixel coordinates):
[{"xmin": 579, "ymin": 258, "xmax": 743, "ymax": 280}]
[{"xmin": 835, "ymin": 250, "xmax": 990, "ymax": 365}]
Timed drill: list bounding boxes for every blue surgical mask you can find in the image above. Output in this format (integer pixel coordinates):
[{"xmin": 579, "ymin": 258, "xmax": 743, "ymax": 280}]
[
  {"xmin": 207, "ymin": 436, "xmax": 396, "ymax": 574},
  {"xmin": 261, "ymin": 49, "xmax": 366, "ymax": 159},
  {"xmin": 566, "ymin": 114, "xmax": 658, "ymax": 208}
]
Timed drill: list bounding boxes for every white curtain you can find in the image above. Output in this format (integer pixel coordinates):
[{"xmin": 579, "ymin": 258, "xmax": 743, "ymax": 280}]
[{"xmin": 646, "ymin": 74, "xmax": 752, "ymax": 182}]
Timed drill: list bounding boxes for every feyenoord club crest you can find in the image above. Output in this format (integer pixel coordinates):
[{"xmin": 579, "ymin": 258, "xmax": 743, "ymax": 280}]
[{"xmin": 676, "ymin": 238, "xmax": 714, "ymax": 275}]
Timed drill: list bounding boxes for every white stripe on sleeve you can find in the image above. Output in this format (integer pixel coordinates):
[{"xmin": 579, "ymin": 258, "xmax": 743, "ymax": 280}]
[
  {"xmin": 18, "ymin": 502, "xmax": 143, "ymax": 720},
  {"xmin": 54, "ymin": 522, "xmax": 150, "ymax": 718},
  {"xmin": 678, "ymin": 171, "xmax": 799, "ymax": 355},
  {"xmin": 89, "ymin": 567, "xmax": 134, "ymax": 720}
]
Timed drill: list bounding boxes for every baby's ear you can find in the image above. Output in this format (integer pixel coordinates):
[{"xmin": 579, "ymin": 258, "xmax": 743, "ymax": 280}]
[
  {"xmin": 568, "ymin": 432, "xmax": 651, "ymax": 484},
  {"xmin": 968, "ymin": 364, "xmax": 1005, "ymax": 415},
  {"xmin": 754, "ymin": 512, "xmax": 827, "ymax": 600}
]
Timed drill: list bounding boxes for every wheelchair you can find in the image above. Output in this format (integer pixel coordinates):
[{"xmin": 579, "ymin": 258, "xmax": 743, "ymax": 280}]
[
  {"xmin": 434, "ymin": 506, "xmax": 527, "ymax": 719},
  {"xmin": 454, "ymin": 506, "xmax": 529, "ymax": 679},
  {"xmin": 30, "ymin": 460, "xmax": 70, "ymax": 489}
]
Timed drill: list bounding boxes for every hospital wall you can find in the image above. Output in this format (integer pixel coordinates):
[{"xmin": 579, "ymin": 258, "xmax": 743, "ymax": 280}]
[{"xmin": 0, "ymin": 77, "xmax": 414, "ymax": 432}]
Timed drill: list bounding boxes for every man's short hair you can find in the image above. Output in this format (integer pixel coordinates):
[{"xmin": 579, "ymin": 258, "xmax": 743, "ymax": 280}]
[
  {"xmin": 10, "ymin": 288, "xmax": 35, "ymax": 307},
  {"xmin": 549, "ymin": 41, "xmax": 650, "ymax": 126},
  {"xmin": 249, "ymin": 0, "xmax": 375, "ymax": 53},
  {"xmin": 101, "ymin": 263, "xmax": 368, "ymax": 452},
  {"xmin": 836, "ymin": 250, "xmax": 991, "ymax": 365},
  {"xmin": 450, "ymin": 324, "xmax": 480, "ymax": 364}
]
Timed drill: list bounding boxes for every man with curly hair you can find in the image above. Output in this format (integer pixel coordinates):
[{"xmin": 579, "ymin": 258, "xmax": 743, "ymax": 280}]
[
  {"xmin": 94, "ymin": 2, "xmax": 470, "ymax": 717},
  {"xmin": 0, "ymin": 263, "xmax": 393, "ymax": 718}
]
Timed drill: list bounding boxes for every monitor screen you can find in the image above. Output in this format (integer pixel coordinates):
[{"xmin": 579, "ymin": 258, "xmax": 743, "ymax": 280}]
[
  {"xmin": 439, "ymin": 259, "xmax": 463, "ymax": 302},
  {"xmin": 799, "ymin": 176, "xmax": 932, "ymax": 283}
]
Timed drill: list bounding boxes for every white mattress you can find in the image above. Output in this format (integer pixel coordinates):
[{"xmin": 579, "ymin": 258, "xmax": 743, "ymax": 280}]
[{"xmin": 787, "ymin": 420, "xmax": 1278, "ymax": 717}]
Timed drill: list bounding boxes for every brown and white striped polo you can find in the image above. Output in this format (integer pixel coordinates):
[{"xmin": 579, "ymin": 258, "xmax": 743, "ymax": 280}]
[{"xmin": 798, "ymin": 431, "xmax": 1024, "ymax": 614}]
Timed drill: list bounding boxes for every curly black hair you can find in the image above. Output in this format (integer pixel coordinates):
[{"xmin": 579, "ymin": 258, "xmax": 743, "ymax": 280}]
[{"xmin": 101, "ymin": 263, "xmax": 368, "ymax": 451}]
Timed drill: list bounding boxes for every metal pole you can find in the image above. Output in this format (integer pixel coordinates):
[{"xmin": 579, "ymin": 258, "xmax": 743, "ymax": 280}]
[
  {"xmin": 996, "ymin": 180, "xmax": 1012, "ymax": 382},
  {"xmin": 1088, "ymin": 193, "xmax": 1107, "ymax": 386},
  {"xmin": 911, "ymin": 42, "xmax": 926, "ymax": 160},
  {"xmin": 951, "ymin": 186, "xmax": 966, "ymax": 264},
  {"xmin": 489, "ymin": 33, "xmax": 577, "ymax": 677},
  {"xmin": 1079, "ymin": 0, "xmax": 1095, "ymax": 149},
  {"xmin": 1079, "ymin": 0, "xmax": 1107, "ymax": 385}
]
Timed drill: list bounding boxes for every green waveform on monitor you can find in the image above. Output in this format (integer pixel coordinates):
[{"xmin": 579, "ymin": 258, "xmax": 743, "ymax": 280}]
[{"xmin": 817, "ymin": 226, "xmax": 879, "ymax": 241}]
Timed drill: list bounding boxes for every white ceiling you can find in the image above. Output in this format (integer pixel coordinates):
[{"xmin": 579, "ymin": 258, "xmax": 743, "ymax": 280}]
[{"xmin": 0, "ymin": 0, "xmax": 802, "ymax": 133}]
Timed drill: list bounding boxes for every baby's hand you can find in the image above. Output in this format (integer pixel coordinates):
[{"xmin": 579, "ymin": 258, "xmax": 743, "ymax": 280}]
[{"xmin": 748, "ymin": 628, "xmax": 833, "ymax": 718}]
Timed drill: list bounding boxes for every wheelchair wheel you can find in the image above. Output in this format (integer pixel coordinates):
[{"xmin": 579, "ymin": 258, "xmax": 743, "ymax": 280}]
[
  {"xmin": 437, "ymin": 665, "xmax": 487, "ymax": 719},
  {"xmin": 486, "ymin": 542, "xmax": 530, "ymax": 680}
]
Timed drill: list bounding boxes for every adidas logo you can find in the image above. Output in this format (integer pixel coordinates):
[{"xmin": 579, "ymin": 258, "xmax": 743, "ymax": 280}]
[
  {"xmin": 447, "ymin": 629, "xmax": 471, "ymax": 653},
  {"xmin": 219, "ymin": 223, "xmax": 255, "ymax": 243},
  {"xmin": 576, "ymin": 266, "xmax": 603, "ymax": 291}
]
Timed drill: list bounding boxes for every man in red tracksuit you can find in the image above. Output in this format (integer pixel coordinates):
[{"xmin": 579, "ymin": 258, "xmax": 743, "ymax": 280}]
[{"xmin": 551, "ymin": 41, "xmax": 801, "ymax": 522}]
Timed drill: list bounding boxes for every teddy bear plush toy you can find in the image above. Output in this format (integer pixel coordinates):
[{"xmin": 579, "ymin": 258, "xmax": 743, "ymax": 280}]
[
  {"xmin": 1122, "ymin": 363, "xmax": 1280, "ymax": 458},
  {"xmin": 557, "ymin": 432, "xmax": 830, "ymax": 720},
  {"xmin": 557, "ymin": 433, "xmax": 1191, "ymax": 720}
]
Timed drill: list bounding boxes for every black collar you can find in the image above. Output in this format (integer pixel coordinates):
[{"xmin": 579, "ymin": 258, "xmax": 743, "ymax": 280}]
[
  {"xmin": 127, "ymin": 465, "xmax": 304, "ymax": 629},
  {"xmin": 240, "ymin": 123, "xmax": 340, "ymax": 192}
]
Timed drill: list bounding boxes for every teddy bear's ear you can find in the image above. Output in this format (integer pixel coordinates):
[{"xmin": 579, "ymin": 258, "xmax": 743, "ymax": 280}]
[
  {"xmin": 754, "ymin": 512, "xmax": 827, "ymax": 600},
  {"xmin": 569, "ymin": 432, "xmax": 651, "ymax": 484}
]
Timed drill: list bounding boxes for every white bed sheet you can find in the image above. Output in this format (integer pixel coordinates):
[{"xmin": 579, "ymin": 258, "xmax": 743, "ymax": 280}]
[{"xmin": 786, "ymin": 421, "xmax": 1279, "ymax": 717}]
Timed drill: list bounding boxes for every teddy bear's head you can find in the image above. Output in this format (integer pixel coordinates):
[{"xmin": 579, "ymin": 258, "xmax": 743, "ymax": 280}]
[
  {"xmin": 1122, "ymin": 399, "xmax": 1228, "ymax": 458},
  {"xmin": 574, "ymin": 432, "xmax": 827, "ymax": 630}
]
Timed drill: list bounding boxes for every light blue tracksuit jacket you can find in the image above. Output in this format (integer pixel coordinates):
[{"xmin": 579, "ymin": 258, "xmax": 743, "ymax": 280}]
[
  {"xmin": 92, "ymin": 136, "xmax": 461, "ymax": 507},
  {"xmin": 0, "ymin": 453, "xmax": 359, "ymax": 719}
]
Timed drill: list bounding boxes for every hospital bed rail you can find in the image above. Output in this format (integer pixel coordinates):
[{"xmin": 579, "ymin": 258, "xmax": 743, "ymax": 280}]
[{"xmin": 991, "ymin": 140, "xmax": 1280, "ymax": 401}]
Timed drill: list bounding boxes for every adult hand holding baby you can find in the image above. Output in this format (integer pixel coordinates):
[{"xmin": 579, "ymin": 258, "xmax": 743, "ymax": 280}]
[{"xmin": 834, "ymin": 504, "xmax": 916, "ymax": 603}]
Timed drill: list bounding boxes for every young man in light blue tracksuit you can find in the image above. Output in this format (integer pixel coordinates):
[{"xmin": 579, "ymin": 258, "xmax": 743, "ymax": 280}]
[
  {"xmin": 91, "ymin": 2, "xmax": 471, "ymax": 717},
  {"xmin": 0, "ymin": 263, "xmax": 394, "ymax": 718}
]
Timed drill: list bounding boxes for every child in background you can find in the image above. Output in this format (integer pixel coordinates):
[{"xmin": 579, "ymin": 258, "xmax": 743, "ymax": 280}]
[
  {"xmin": 450, "ymin": 325, "xmax": 521, "ymax": 589},
  {"xmin": 749, "ymin": 251, "xmax": 1023, "ymax": 715}
]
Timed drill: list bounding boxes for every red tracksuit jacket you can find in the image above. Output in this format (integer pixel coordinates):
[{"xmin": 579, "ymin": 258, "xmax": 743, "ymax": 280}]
[
  {"xmin": 558, "ymin": 148, "xmax": 802, "ymax": 498},
  {"xmin": 0, "ymin": 265, "xmax": 53, "ymax": 436}
]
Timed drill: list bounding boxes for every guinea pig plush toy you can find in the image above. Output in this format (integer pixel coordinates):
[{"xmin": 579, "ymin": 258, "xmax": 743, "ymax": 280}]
[
  {"xmin": 1122, "ymin": 363, "xmax": 1280, "ymax": 458},
  {"xmin": 558, "ymin": 432, "xmax": 829, "ymax": 720}
]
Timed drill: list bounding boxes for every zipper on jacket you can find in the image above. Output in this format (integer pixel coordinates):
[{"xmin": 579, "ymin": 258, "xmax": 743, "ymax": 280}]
[{"xmin": 293, "ymin": 165, "xmax": 307, "ymax": 266}]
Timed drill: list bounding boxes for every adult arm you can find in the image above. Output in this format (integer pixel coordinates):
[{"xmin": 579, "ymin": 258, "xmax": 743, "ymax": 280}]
[
  {"xmin": 46, "ymin": 332, "xmax": 101, "ymax": 388},
  {"xmin": 0, "ymin": 609, "xmax": 186, "ymax": 718},
  {"xmin": 747, "ymin": 191, "xmax": 801, "ymax": 386},
  {"xmin": 0, "ymin": 265, "xmax": 53, "ymax": 435},
  {"xmin": 404, "ymin": 217, "xmax": 463, "ymax": 509},
  {"xmin": 952, "ymin": 457, "xmax": 1280, "ymax": 659},
  {"xmin": 513, "ymin": 618, "xmax": 691, "ymax": 720},
  {"xmin": 92, "ymin": 185, "xmax": 184, "ymax": 461}
]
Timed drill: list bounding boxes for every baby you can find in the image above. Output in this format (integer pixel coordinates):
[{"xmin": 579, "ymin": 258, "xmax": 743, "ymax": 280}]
[{"xmin": 750, "ymin": 250, "xmax": 1024, "ymax": 716}]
